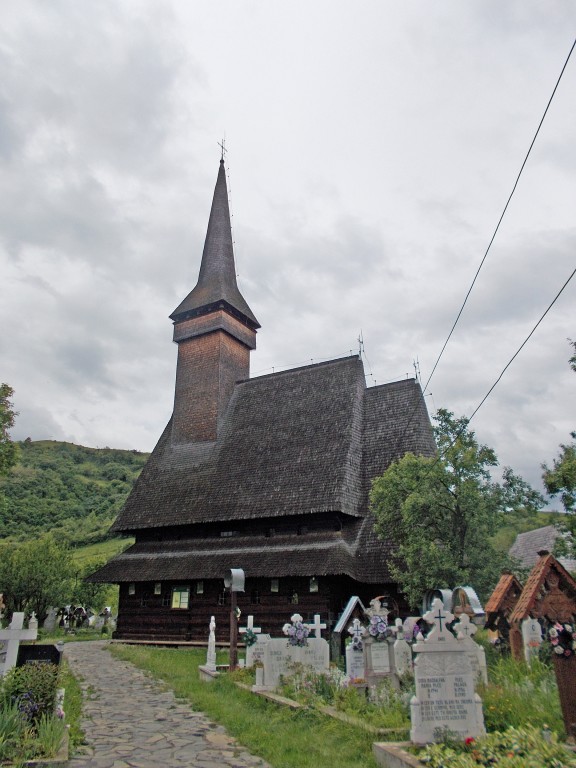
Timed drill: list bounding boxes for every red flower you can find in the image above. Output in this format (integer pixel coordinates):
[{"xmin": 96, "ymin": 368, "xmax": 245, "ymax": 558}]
[{"xmin": 465, "ymin": 737, "xmax": 475, "ymax": 745}]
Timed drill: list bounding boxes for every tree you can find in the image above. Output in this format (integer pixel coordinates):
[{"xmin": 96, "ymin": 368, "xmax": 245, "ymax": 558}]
[
  {"xmin": 0, "ymin": 383, "xmax": 19, "ymax": 477},
  {"xmin": 370, "ymin": 408, "xmax": 544, "ymax": 609},
  {"xmin": 542, "ymin": 339, "xmax": 576, "ymax": 551},
  {"xmin": 0, "ymin": 534, "xmax": 74, "ymax": 621}
]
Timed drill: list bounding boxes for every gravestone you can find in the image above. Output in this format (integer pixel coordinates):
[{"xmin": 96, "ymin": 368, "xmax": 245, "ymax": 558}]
[
  {"xmin": 239, "ymin": 615, "xmax": 262, "ymax": 667},
  {"xmin": 256, "ymin": 613, "xmax": 330, "ymax": 690},
  {"xmin": 345, "ymin": 618, "xmax": 366, "ymax": 681},
  {"xmin": 43, "ymin": 608, "xmax": 58, "ymax": 634},
  {"xmin": 18, "ymin": 643, "xmax": 63, "ymax": 667},
  {"xmin": 453, "ymin": 613, "xmax": 487, "ymax": 685},
  {"xmin": 410, "ymin": 598, "xmax": 485, "ymax": 745},
  {"xmin": 0, "ymin": 612, "xmax": 38, "ymax": 676},
  {"xmin": 246, "ymin": 634, "xmax": 271, "ymax": 668},
  {"xmin": 392, "ymin": 618, "xmax": 413, "ymax": 677},
  {"xmin": 521, "ymin": 617, "xmax": 543, "ymax": 664}
]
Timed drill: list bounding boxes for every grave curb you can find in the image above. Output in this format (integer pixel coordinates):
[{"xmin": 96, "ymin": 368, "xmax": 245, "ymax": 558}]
[
  {"xmin": 372, "ymin": 741, "xmax": 422, "ymax": 768},
  {"xmin": 16, "ymin": 725, "xmax": 69, "ymax": 768}
]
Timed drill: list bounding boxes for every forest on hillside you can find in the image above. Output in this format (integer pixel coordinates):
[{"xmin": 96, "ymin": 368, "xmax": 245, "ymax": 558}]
[{"xmin": 0, "ymin": 440, "xmax": 149, "ymax": 544}]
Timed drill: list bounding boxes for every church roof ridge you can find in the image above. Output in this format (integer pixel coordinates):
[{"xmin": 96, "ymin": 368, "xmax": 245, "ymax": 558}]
[
  {"xmin": 238, "ymin": 354, "xmax": 363, "ymax": 385},
  {"xmin": 170, "ymin": 158, "xmax": 259, "ymax": 328}
]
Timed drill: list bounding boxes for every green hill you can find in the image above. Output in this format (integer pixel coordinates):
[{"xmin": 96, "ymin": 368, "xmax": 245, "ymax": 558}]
[{"xmin": 0, "ymin": 440, "xmax": 149, "ymax": 545}]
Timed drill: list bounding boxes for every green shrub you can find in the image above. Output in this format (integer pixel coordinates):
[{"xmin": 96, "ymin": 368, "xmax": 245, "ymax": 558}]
[{"xmin": 0, "ymin": 662, "xmax": 60, "ymax": 723}]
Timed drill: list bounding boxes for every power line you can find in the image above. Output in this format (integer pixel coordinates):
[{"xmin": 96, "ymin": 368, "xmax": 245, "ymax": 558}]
[{"xmin": 423, "ymin": 36, "xmax": 576, "ymax": 396}]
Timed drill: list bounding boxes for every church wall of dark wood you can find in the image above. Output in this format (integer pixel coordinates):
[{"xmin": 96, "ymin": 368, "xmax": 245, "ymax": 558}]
[{"xmin": 114, "ymin": 575, "xmax": 404, "ymax": 642}]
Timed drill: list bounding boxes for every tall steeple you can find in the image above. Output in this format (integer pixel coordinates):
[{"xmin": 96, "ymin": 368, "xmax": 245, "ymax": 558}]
[{"xmin": 170, "ymin": 158, "xmax": 259, "ymax": 445}]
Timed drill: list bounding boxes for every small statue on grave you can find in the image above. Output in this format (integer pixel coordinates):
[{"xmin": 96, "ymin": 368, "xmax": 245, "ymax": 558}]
[{"xmin": 206, "ymin": 615, "xmax": 217, "ymax": 672}]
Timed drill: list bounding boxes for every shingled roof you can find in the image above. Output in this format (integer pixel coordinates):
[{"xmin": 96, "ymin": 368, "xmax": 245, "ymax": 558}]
[
  {"xmin": 509, "ymin": 525, "xmax": 576, "ymax": 572},
  {"xmin": 91, "ymin": 356, "xmax": 434, "ymax": 584}
]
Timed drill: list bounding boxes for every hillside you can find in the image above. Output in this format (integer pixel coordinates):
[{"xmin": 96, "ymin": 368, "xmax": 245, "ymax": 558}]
[{"xmin": 0, "ymin": 440, "xmax": 149, "ymax": 544}]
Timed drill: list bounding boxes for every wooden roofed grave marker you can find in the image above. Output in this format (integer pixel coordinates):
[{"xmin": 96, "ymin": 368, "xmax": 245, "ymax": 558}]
[
  {"xmin": 410, "ymin": 598, "xmax": 485, "ymax": 745},
  {"xmin": 345, "ymin": 618, "xmax": 366, "ymax": 681},
  {"xmin": 0, "ymin": 612, "xmax": 38, "ymax": 676}
]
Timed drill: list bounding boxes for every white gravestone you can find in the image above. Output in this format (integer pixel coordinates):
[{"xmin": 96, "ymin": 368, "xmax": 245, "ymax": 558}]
[
  {"xmin": 346, "ymin": 618, "xmax": 366, "ymax": 680},
  {"xmin": 239, "ymin": 616, "xmax": 262, "ymax": 667},
  {"xmin": 260, "ymin": 637, "xmax": 330, "ymax": 690},
  {"xmin": 0, "ymin": 612, "xmax": 38, "ymax": 676},
  {"xmin": 521, "ymin": 618, "xmax": 543, "ymax": 665},
  {"xmin": 392, "ymin": 618, "xmax": 413, "ymax": 677},
  {"xmin": 410, "ymin": 598, "xmax": 485, "ymax": 745},
  {"xmin": 454, "ymin": 613, "xmax": 487, "ymax": 685},
  {"xmin": 247, "ymin": 634, "xmax": 271, "ymax": 668},
  {"xmin": 205, "ymin": 615, "xmax": 217, "ymax": 672}
]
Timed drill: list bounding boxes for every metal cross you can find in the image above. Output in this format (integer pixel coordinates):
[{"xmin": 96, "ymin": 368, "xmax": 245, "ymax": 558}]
[{"xmin": 218, "ymin": 138, "xmax": 227, "ymax": 161}]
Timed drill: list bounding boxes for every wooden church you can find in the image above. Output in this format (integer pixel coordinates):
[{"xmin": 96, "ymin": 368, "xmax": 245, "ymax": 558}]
[{"xmin": 89, "ymin": 158, "xmax": 436, "ymax": 641}]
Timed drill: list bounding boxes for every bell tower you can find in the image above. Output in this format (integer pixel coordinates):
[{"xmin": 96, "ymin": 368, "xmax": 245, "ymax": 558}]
[{"xmin": 170, "ymin": 158, "xmax": 259, "ymax": 444}]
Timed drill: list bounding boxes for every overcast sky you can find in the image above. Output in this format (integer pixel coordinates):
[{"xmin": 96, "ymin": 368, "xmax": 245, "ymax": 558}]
[{"xmin": 1, "ymin": 2, "xmax": 575, "ymax": 504}]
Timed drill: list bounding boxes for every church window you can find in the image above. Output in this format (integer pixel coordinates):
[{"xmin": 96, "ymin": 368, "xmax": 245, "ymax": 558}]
[
  {"xmin": 154, "ymin": 582, "xmax": 162, "ymax": 595},
  {"xmin": 171, "ymin": 586, "xmax": 190, "ymax": 609},
  {"xmin": 309, "ymin": 577, "xmax": 319, "ymax": 593},
  {"xmin": 270, "ymin": 579, "xmax": 279, "ymax": 593},
  {"xmin": 195, "ymin": 581, "xmax": 204, "ymax": 595},
  {"xmin": 251, "ymin": 590, "xmax": 260, "ymax": 604},
  {"xmin": 128, "ymin": 583, "xmax": 135, "ymax": 596}
]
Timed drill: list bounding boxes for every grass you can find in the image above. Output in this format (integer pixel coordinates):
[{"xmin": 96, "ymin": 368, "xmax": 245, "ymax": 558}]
[{"xmin": 109, "ymin": 644, "xmax": 380, "ymax": 768}]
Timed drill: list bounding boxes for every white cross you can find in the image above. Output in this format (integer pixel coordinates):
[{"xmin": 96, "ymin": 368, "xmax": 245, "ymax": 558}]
[
  {"xmin": 454, "ymin": 613, "xmax": 477, "ymax": 641},
  {"xmin": 423, "ymin": 598, "xmax": 455, "ymax": 641},
  {"xmin": 348, "ymin": 618, "xmax": 365, "ymax": 642},
  {"xmin": 393, "ymin": 617, "xmax": 404, "ymax": 640},
  {"xmin": 239, "ymin": 615, "xmax": 262, "ymax": 637},
  {"xmin": 0, "ymin": 612, "xmax": 38, "ymax": 676},
  {"xmin": 307, "ymin": 614, "xmax": 327, "ymax": 639}
]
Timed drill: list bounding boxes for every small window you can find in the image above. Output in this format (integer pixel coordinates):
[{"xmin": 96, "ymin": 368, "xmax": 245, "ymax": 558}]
[
  {"xmin": 154, "ymin": 582, "xmax": 162, "ymax": 595},
  {"xmin": 171, "ymin": 586, "xmax": 190, "ymax": 609},
  {"xmin": 251, "ymin": 590, "xmax": 260, "ymax": 604},
  {"xmin": 271, "ymin": 579, "xmax": 279, "ymax": 593},
  {"xmin": 196, "ymin": 581, "xmax": 204, "ymax": 595},
  {"xmin": 128, "ymin": 583, "xmax": 136, "ymax": 596},
  {"xmin": 162, "ymin": 595, "xmax": 170, "ymax": 607},
  {"xmin": 309, "ymin": 577, "xmax": 319, "ymax": 593}
]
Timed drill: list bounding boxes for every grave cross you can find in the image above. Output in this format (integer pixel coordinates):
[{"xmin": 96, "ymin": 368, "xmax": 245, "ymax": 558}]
[
  {"xmin": 454, "ymin": 613, "xmax": 477, "ymax": 641},
  {"xmin": 239, "ymin": 615, "xmax": 262, "ymax": 638},
  {"xmin": 423, "ymin": 598, "xmax": 455, "ymax": 642},
  {"xmin": 307, "ymin": 614, "xmax": 327, "ymax": 639},
  {"xmin": 347, "ymin": 618, "xmax": 365, "ymax": 643},
  {"xmin": 0, "ymin": 612, "xmax": 38, "ymax": 676},
  {"xmin": 393, "ymin": 617, "xmax": 404, "ymax": 639}
]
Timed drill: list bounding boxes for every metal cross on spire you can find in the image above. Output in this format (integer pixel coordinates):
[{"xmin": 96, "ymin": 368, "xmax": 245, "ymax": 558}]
[{"xmin": 218, "ymin": 138, "xmax": 227, "ymax": 162}]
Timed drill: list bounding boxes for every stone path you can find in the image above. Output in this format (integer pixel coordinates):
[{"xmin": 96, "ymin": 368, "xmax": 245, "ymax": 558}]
[{"xmin": 65, "ymin": 641, "xmax": 270, "ymax": 768}]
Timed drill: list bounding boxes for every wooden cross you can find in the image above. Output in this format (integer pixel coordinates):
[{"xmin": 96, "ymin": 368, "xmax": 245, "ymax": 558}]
[
  {"xmin": 0, "ymin": 612, "xmax": 38, "ymax": 676},
  {"xmin": 239, "ymin": 615, "xmax": 261, "ymax": 638},
  {"xmin": 307, "ymin": 614, "xmax": 327, "ymax": 639}
]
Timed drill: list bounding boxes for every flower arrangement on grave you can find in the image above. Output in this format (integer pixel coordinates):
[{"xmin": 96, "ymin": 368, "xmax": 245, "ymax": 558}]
[
  {"xmin": 283, "ymin": 614, "xmax": 310, "ymax": 647},
  {"xmin": 367, "ymin": 614, "xmax": 389, "ymax": 642},
  {"xmin": 548, "ymin": 621, "xmax": 576, "ymax": 658},
  {"xmin": 243, "ymin": 628, "xmax": 258, "ymax": 647}
]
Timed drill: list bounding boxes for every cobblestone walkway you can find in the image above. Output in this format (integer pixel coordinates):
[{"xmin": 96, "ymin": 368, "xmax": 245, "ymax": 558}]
[{"xmin": 64, "ymin": 641, "xmax": 270, "ymax": 768}]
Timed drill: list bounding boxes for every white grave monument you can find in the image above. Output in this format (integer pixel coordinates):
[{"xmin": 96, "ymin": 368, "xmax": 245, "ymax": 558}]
[
  {"xmin": 392, "ymin": 618, "xmax": 413, "ymax": 677},
  {"xmin": 363, "ymin": 598, "xmax": 393, "ymax": 684},
  {"xmin": 521, "ymin": 617, "xmax": 543, "ymax": 664},
  {"xmin": 0, "ymin": 612, "xmax": 38, "ymax": 676},
  {"xmin": 454, "ymin": 613, "xmax": 487, "ymax": 684},
  {"xmin": 345, "ymin": 618, "xmax": 366, "ymax": 681},
  {"xmin": 410, "ymin": 598, "xmax": 485, "ymax": 745},
  {"xmin": 257, "ymin": 613, "xmax": 329, "ymax": 690},
  {"xmin": 205, "ymin": 615, "xmax": 217, "ymax": 672},
  {"xmin": 239, "ymin": 615, "xmax": 263, "ymax": 667}
]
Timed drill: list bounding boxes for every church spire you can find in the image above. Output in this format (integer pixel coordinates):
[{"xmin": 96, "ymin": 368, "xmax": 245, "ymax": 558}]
[
  {"xmin": 170, "ymin": 159, "xmax": 259, "ymax": 328},
  {"xmin": 170, "ymin": 157, "xmax": 259, "ymax": 445}
]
